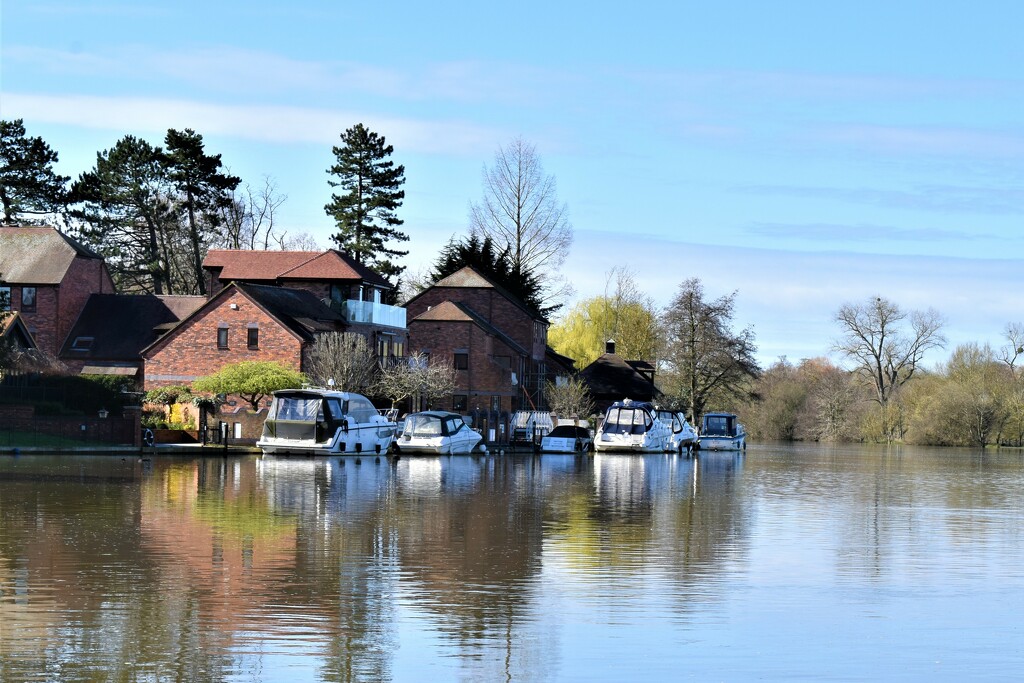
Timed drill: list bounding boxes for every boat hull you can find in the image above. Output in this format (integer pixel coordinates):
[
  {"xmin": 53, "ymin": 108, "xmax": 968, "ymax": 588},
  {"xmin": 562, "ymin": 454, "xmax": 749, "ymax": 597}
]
[{"xmin": 697, "ymin": 436, "xmax": 745, "ymax": 451}]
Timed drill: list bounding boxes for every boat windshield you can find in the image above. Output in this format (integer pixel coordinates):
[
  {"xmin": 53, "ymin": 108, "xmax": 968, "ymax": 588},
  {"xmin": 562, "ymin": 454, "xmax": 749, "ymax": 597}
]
[
  {"xmin": 273, "ymin": 396, "xmax": 322, "ymax": 422},
  {"xmin": 603, "ymin": 407, "xmax": 651, "ymax": 435},
  {"xmin": 703, "ymin": 416, "xmax": 732, "ymax": 436},
  {"xmin": 405, "ymin": 414, "xmax": 443, "ymax": 437}
]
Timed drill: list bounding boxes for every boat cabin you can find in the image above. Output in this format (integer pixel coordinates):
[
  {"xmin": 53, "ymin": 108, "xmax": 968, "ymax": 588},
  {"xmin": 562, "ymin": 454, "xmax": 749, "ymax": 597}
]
[
  {"xmin": 263, "ymin": 389, "xmax": 380, "ymax": 443},
  {"xmin": 701, "ymin": 412, "xmax": 740, "ymax": 437}
]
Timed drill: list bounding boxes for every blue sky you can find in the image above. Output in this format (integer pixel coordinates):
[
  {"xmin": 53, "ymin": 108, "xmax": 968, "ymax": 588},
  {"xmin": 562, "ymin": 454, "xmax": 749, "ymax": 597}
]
[{"xmin": 3, "ymin": 1, "xmax": 1022, "ymax": 366}]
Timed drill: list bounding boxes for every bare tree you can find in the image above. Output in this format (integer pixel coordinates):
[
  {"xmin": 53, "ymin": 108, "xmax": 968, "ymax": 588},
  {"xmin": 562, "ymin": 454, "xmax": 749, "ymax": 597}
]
[
  {"xmin": 999, "ymin": 322, "xmax": 1024, "ymax": 377},
  {"xmin": 305, "ymin": 332, "xmax": 378, "ymax": 392},
  {"xmin": 545, "ymin": 376, "xmax": 595, "ymax": 420},
  {"xmin": 217, "ymin": 176, "xmax": 288, "ymax": 250},
  {"xmin": 833, "ymin": 296, "xmax": 946, "ymax": 408},
  {"xmin": 470, "ymin": 137, "xmax": 573, "ymax": 310},
  {"xmin": 660, "ymin": 278, "xmax": 759, "ymax": 422},
  {"xmin": 373, "ymin": 352, "xmax": 457, "ymax": 411}
]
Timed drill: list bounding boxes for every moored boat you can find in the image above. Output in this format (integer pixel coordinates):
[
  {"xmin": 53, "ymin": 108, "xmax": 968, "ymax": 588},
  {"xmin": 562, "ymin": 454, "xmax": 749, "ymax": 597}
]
[
  {"xmin": 594, "ymin": 399, "xmax": 671, "ymax": 453},
  {"xmin": 257, "ymin": 388, "xmax": 398, "ymax": 456},
  {"xmin": 656, "ymin": 409, "xmax": 698, "ymax": 453},
  {"xmin": 541, "ymin": 424, "xmax": 594, "ymax": 453},
  {"xmin": 395, "ymin": 411, "xmax": 485, "ymax": 455},
  {"xmin": 698, "ymin": 412, "xmax": 746, "ymax": 451}
]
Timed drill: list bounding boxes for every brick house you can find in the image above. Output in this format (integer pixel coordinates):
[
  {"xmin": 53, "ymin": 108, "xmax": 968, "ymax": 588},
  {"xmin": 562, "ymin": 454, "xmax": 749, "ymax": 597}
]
[
  {"xmin": 141, "ymin": 282, "xmax": 360, "ymax": 440},
  {"xmin": 0, "ymin": 225, "xmax": 115, "ymax": 358},
  {"xmin": 59, "ymin": 294, "xmax": 205, "ymax": 384},
  {"xmin": 202, "ymin": 248, "xmax": 406, "ymax": 357},
  {"xmin": 404, "ymin": 266, "xmax": 573, "ymax": 418}
]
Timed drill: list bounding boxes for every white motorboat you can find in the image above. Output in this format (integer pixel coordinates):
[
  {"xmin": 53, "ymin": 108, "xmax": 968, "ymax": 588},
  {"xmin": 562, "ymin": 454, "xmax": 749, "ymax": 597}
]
[
  {"xmin": 257, "ymin": 388, "xmax": 397, "ymax": 456},
  {"xmin": 594, "ymin": 399, "xmax": 672, "ymax": 453},
  {"xmin": 698, "ymin": 412, "xmax": 746, "ymax": 451},
  {"xmin": 541, "ymin": 424, "xmax": 594, "ymax": 453},
  {"xmin": 395, "ymin": 411, "xmax": 485, "ymax": 455},
  {"xmin": 656, "ymin": 410, "xmax": 698, "ymax": 453}
]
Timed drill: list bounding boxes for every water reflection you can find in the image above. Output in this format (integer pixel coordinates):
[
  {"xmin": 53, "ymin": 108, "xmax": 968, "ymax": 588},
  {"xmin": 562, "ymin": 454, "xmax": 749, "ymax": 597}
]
[{"xmin": 3, "ymin": 446, "xmax": 1024, "ymax": 680}]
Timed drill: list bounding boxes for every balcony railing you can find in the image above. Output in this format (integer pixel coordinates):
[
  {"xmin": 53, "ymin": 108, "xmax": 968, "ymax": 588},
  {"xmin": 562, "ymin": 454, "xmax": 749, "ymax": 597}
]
[{"xmin": 341, "ymin": 299, "xmax": 407, "ymax": 329}]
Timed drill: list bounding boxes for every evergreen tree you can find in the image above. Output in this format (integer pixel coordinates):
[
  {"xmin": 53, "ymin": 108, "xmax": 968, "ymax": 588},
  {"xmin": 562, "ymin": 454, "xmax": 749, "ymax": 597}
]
[
  {"xmin": 431, "ymin": 233, "xmax": 550, "ymax": 317},
  {"xmin": 0, "ymin": 119, "xmax": 69, "ymax": 223},
  {"xmin": 161, "ymin": 129, "xmax": 240, "ymax": 294},
  {"xmin": 324, "ymin": 124, "xmax": 408, "ymax": 281},
  {"xmin": 71, "ymin": 136, "xmax": 175, "ymax": 294}
]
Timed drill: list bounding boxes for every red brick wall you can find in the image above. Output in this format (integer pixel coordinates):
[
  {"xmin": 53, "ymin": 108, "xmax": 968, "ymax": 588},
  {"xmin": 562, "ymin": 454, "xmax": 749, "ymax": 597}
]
[
  {"xmin": 15, "ymin": 257, "xmax": 113, "ymax": 357},
  {"xmin": 143, "ymin": 290, "xmax": 304, "ymax": 389},
  {"xmin": 406, "ymin": 287, "xmax": 546, "ymax": 361},
  {"xmin": 18, "ymin": 285, "xmax": 60, "ymax": 357},
  {"xmin": 408, "ymin": 317, "xmax": 522, "ymax": 414}
]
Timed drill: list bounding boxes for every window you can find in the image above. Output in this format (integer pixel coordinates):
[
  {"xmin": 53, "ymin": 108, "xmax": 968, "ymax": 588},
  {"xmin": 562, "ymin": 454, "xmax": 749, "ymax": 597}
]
[
  {"xmin": 21, "ymin": 287, "xmax": 36, "ymax": 312},
  {"xmin": 70, "ymin": 336, "xmax": 94, "ymax": 352},
  {"xmin": 491, "ymin": 395, "xmax": 501, "ymax": 412},
  {"xmin": 453, "ymin": 394, "xmax": 468, "ymax": 411},
  {"xmin": 454, "ymin": 353, "xmax": 469, "ymax": 370},
  {"xmin": 377, "ymin": 336, "xmax": 389, "ymax": 357},
  {"xmin": 247, "ymin": 326, "xmax": 259, "ymax": 349},
  {"xmin": 0, "ymin": 287, "xmax": 9, "ymax": 311},
  {"xmin": 392, "ymin": 341, "xmax": 405, "ymax": 357},
  {"xmin": 217, "ymin": 326, "xmax": 229, "ymax": 349}
]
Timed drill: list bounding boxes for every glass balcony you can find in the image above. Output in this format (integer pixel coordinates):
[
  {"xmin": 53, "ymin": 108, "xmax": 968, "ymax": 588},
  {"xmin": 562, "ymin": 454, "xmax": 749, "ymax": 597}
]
[{"xmin": 341, "ymin": 299, "xmax": 407, "ymax": 329}]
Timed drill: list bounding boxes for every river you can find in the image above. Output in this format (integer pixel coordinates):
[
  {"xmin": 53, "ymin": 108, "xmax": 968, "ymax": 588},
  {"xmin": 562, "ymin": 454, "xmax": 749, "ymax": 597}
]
[{"xmin": 2, "ymin": 444, "xmax": 1023, "ymax": 681}]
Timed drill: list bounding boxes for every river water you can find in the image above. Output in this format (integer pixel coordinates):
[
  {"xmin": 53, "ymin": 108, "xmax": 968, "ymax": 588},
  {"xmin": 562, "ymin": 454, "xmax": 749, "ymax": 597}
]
[{"xmin": 2, "ymin": 444, "xmax": 1024, "ymax": 682}]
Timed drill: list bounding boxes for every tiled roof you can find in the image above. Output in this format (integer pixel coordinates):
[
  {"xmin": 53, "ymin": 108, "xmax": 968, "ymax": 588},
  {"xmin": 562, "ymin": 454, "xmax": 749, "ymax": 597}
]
[
  {"xmin": 579, "ymin": 353, "xmax": 661, "ymax": 402},
  {"xmin": 0, "ymin": 225, "xmax": 102, "ymax": 284},
  {"xmin": 238, "ymin": 283, "xmax": 346, "ymax": 341},
  {"xmin": 405, "ymin": 265, "xmax": 546, "ymax": 322},
  {"xmin": 60, "ymin": 294, "xmax": 205, "ymax": 360},
  {"xmin": 433, "ymin": 267, "xmax": 495, "ymax": 289},
  {"xmin": 203, "ymin": 249, "xmax": 391, "ymax": 288}
]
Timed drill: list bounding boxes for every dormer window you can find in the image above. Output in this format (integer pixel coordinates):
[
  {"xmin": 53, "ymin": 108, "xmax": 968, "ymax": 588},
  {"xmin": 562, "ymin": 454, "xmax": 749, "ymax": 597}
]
[{"xmin": 71, "ymin": 336, "xmax": 94, "ymax": 352}]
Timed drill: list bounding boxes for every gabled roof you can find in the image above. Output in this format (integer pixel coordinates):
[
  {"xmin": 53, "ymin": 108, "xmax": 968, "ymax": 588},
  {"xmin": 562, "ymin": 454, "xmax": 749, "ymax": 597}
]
[
  {"xmin": 60, "ymin": 294, "xmax": 205, "ymax": 361},
  {"xmin": 546, "ymin": 345, "xmax": 576, "ymax": 374},
  {"xmin": 579, "ymin": 352, "xmax": 661, "ymax": 402},
  {"xmin": 141, "ymin": 282, "xmax": 347, "ymax": 358},
  {"xmin": 0, "ymin": 312, "xmax": 36, "ymax": 350},
  {"xmin": 410, "ymin": 300, "xmax": 529, "ymax": 356},
  {"xmin": 203, "ymin": 249, "xmax": 391, "ymax": 289},
  {"xmin": 239, "ymin": 283, "xmax": 346, "ymax": 340},
  {"xmin": 0, "ymin": 225, "xmax": 102, "ymax": 284},
  {"xmin": 405, "ymin": 265, "xmax": 546, "ymax": 323}
]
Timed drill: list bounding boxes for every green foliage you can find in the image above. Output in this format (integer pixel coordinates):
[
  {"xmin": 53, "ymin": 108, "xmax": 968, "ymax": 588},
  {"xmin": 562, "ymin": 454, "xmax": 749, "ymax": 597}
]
[
  {"xmin": 145, "ymin": 384, "xmax": 194, "ymax": 406},
  {"xmin": 192, "ymin": 360, "xmax": 305, "ymax": 411},
  {"xmin": 0, "ymin": 119, "xmax": 69, "ymax": 223},
  {"xmin": 550, "ymin": 296, "xmax": 659, "ymax": 368},
  {"xmin": 325, "ymin": 123, "xmax": 408, "ymax": 281}
]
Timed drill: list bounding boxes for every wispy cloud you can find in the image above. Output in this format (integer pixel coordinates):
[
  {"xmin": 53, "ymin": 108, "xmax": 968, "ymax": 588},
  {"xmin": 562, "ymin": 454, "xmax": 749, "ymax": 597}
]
[
  {"xmin": 3, "ymin": 45, "xmax": 563, "ymax": 104},
  {"xmin": 3, "ymin": 92, "xmax": 506, "ymax": 154},
  {"xmin": 746, "ymin": 222, "xmax": 990, "ymax": 243},
  {"xmin": 738, "ymin": 183, "xmax": 1024, "ymax": 215},
  {"xmin": 810, "ymin": 124, "xmax": 1024, "ymax": 158}
]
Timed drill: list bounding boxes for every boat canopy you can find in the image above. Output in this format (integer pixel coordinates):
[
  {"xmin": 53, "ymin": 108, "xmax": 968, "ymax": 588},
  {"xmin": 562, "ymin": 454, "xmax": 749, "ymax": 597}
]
[{"xmin": 603, "ymin": 404, "xmax": 653, "ymax": 435}]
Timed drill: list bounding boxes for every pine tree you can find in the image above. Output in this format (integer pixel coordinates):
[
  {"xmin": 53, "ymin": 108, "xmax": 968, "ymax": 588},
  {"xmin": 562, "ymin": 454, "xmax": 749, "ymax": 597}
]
[
  {"xmin": 161, "ymin": 129, "xmax": 240, "ymax": 294},
  {"xmin": 0, "ymin": 119, "xmax": 69, "ymax": 223},
  {"xmin": 324, "ymin": 124, "xmax": 408, "ymax": 281}
]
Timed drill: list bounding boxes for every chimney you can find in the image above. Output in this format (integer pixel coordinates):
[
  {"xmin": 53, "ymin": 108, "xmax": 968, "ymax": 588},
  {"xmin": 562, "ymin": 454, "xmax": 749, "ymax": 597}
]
[{"xmin": 606, "ymin": 339, "xmax": 616, "ymax": 355}]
